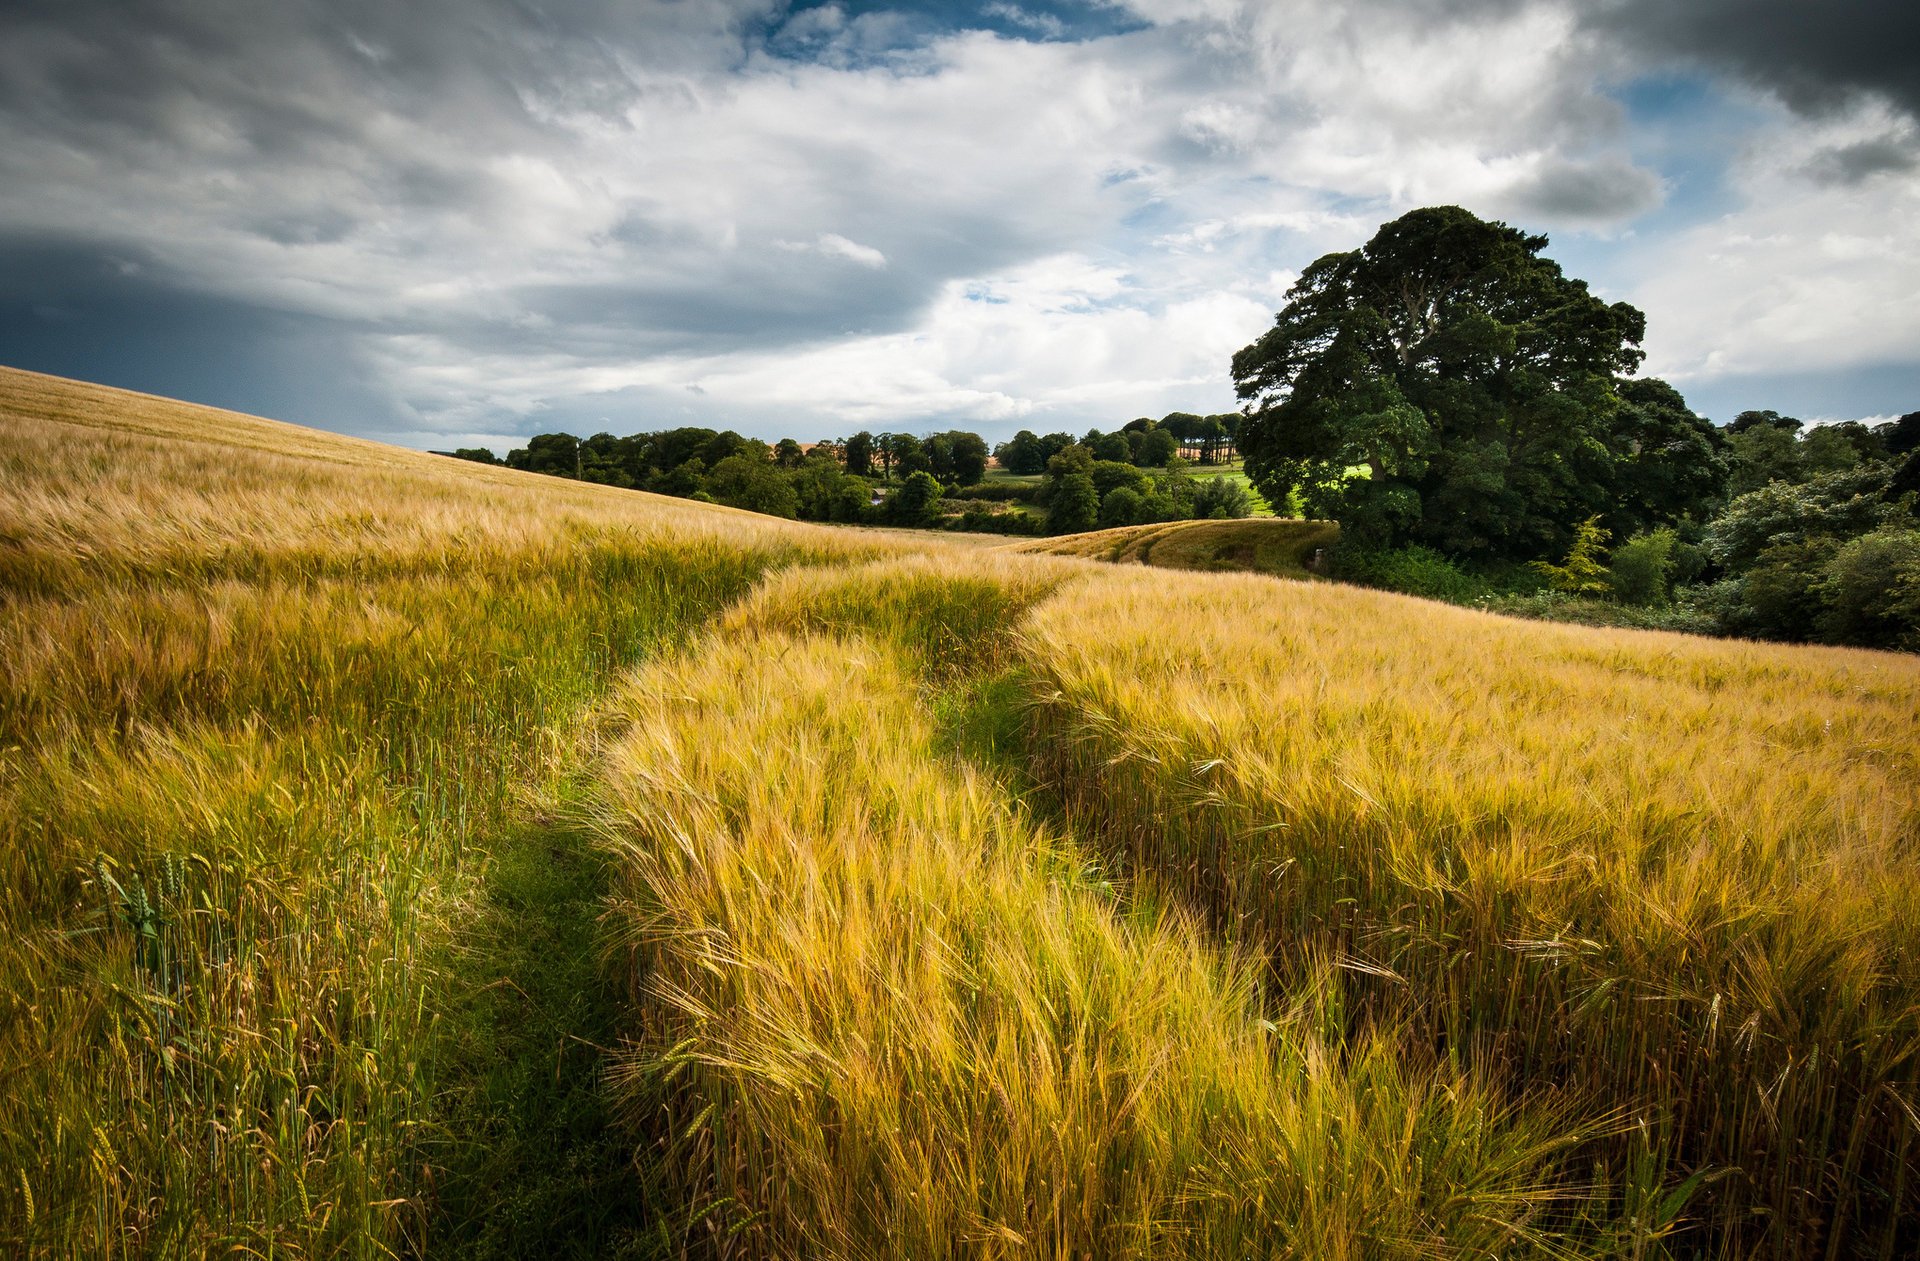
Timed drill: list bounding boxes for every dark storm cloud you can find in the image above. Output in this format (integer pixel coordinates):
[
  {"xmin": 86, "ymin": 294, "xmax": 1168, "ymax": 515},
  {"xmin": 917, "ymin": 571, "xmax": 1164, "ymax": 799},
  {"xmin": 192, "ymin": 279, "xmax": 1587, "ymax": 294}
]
[
  {"xmin": 0, "ymin": 236, "xmax": 403, "ymax": 433},
  {"xmin": 1804, "ymin": 135, "xmax": 1920, "ymax": 186},
  {"xmin": 1581, "ymin": 0, "xmax": 1920, "ymax": 119}
]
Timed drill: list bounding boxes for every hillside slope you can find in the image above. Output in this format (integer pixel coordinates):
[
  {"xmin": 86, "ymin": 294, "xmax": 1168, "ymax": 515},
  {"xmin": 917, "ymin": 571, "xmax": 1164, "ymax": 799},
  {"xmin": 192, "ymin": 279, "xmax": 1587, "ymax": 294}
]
[
  {"xmin": 5, "ymin": 366, "xmax": 1918, "ymax": 1259},
  {"xmin": 1009, "ymin": 516, "xmax": 1338, "ymax": 578}
]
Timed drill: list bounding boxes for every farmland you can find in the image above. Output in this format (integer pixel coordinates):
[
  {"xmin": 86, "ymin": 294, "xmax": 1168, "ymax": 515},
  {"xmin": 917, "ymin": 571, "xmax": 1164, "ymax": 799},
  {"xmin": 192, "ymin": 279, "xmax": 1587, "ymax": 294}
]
[{"xmin": 3, "ymin": 366, "xmax": 1918, "ymax": 1258}]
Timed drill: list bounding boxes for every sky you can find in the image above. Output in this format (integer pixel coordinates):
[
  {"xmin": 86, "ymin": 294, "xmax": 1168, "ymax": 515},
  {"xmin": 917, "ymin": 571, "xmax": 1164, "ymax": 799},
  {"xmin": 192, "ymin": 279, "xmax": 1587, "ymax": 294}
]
[{"xmin": 1, "ymin": 0, "xmax": 1916, "ymax": 452}]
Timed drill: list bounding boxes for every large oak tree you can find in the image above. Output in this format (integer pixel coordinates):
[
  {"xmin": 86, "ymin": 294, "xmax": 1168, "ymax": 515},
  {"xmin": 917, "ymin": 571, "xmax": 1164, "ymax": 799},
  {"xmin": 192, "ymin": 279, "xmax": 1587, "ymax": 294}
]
[{"xmin": 1232, "ymin": 206, "xmax": 1679, "ymax": 561}]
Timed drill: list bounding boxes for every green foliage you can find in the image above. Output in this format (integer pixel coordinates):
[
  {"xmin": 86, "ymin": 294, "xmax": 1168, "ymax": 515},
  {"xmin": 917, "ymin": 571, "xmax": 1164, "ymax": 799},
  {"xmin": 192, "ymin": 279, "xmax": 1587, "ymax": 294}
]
[
  {"xmin": 1047, "ymin": 471, "xmax": 1100, "ymax": 535},
  {"xmin": 506, "ymin": 431, "xmax": 581, "ymax": 477},
  {"xmin": 1098, "ymin": 485, "xmax": 1144, "ymax": 528},
  {"xmin": 1234, "ymin": 205, "xmax": 1646, "ymax": 562},
  {"xmin": 1089, "ymin": 431, "xmax": 1132, "ymax": 463},
  {"xmin": 1336, "ymin": 544, "xmax": 1487, "ymax": 602},
  {"xmin": 1609, "ymin": 379, "xmax": 1728, "ymax": 536},
  {"xmin": 890, "ymin": 470, "xmax": 944, "ymax": 527},
  {"xmin": 843, "ymin": 430, "xmax": 873, "ymax": 477},
  {"xmin": 1815, "ymin": 526, "xmax": 1920, "ymax": 648},
  {"xmin": 792, "ymin": 461, "xmax": 871, "ymax": 523},
  {"xmin": 1191, "ymin": 475, "xmax": 1251, "ymax": 519},
  {"xmin": 706, "ymin": 453, "xmax": 800, "ymax": 518},
  {"xmin": 1135, "ymin": 427, "xmax": 1178, "ymax": 467},
  {"xmin": 1607, "ymin": 527, "xmax": 1677, "ymax": 607},
  {"xmin": 1529, "ymin": 516, "xmax": 1612, "ymax": 595},
  {"xmin": 1703, "ymin": 464, "xmax": 1898, "ymax": 571},
  {"xmin": 1089, "ymin": 458, "xmax": 1149, "ymax": 499}
]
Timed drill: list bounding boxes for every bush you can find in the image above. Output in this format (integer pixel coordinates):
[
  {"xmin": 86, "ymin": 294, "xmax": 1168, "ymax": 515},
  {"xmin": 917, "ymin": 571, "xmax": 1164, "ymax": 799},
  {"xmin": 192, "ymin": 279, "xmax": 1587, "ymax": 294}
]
[
  {"xmin": 1336, "ymin": 545, "xmax": 1486, "ymax": 602},
  {"xmin": 1608, "ymin": 528, "xmax": 1677, "ymax": 607},
  {"xmin": 949, "ymin": 507, "xmax": 1042, "ymax": 536},
  {"xmin": 1099, "ymin": 486, "xmax": 1145, "ymax": 528},
  {"xmin": 1815, "ymin": 526, "xmax": 1920, "ymax": 648},
  {"xmin": 1529, "ymin": 516, "xmax": 1611, "ymax": 596},
  {"xmin": 1192, "ymin": 476, "xmax": 1251, "ymax": 519},
  {"xmin": 946, "ymin": 482, "xmax": 1041, "ymax": 503}
]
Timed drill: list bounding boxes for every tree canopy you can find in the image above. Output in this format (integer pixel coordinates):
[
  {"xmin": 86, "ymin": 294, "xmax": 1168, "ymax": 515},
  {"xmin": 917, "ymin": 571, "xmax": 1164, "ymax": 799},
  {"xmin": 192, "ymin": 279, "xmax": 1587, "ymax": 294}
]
[{"xmin": 1232, "ymin": 205, "xmax": 1651, "ymax": 561}]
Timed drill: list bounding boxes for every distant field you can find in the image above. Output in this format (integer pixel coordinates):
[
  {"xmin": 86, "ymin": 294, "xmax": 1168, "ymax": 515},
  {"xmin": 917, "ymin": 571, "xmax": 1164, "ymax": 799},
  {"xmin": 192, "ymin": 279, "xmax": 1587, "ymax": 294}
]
[
  {"xmin": 5, "ymin": 366, "xmax": 1918, "ymax": 1259},
  {"xmin": 1010, "ymin": 516, "xmax": 1337, "ymax": 577},
  {"xmin": 987, "ymin": 459, "xmax": 1278, "ymax": 516}
]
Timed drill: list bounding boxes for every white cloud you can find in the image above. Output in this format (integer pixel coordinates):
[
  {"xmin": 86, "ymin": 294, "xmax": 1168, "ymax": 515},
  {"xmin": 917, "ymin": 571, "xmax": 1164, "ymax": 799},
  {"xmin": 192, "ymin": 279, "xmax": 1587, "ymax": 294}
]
[
  {"xmin": 3, "ymin": 0, "xmax": 1910, "ymax": 445},
  {"xmin": 1631, "ymin": 100, "xmax": 1920, "ymax": 383},
  {"xmin": 775, "ymin": 233, "xmax": 889, "ymax": 267}
]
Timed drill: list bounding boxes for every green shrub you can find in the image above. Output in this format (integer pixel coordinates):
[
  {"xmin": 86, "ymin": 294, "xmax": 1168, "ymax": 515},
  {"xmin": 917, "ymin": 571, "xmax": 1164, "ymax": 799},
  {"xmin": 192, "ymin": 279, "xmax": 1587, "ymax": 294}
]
[
  {"xmin": 1192, "ymin": 476, "xmax": 1251, "ymax": 519},
  {"xmin": 1815, "ymin": 525, "xmax": 1920, "ymax": 648},
  {"xmin": 1099, "ymin": 486, "xmax": 1145, "ymax": 528},
  {"xmin": 1336, "ymin": 545, "xmax": 1485, "ymax": 602},
  {"xmin": 1608, "ymin": 527, "xmax": 1678, "ymax": 606}
]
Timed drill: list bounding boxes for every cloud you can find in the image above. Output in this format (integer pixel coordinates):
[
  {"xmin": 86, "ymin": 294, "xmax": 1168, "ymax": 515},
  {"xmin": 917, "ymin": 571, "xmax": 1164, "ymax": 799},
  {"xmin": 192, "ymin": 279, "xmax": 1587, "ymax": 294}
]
[
  {"xmin": 775, "ymin": 232, "xmax": 890, "ymax": 267},
  {"xmin": 1628, "ymin": 102, "xmax": 1920, "ymax": 392},
  {"xmin": 980, "ymin": 3, "xmax": 1067, "ymax": 39},
  {"xmin": 0, "ymin": 0, "xmax": 1912, "ymax": 447},
  {"xmin": 1580, "ymin": 0, "xmax": 1920, "ymax": 119},
  {"xmin": 1508, "ymin": 157, "xmax": 1664, "ymax": 223}
]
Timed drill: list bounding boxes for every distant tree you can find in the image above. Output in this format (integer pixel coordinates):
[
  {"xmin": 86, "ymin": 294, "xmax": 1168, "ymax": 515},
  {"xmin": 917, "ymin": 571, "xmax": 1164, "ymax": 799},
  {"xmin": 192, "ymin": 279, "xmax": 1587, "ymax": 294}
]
[
  {"xmin": 1160, "ymin": 413, "xmax": 1202, "ymax": 460},
  {"xmin": 658, "ymin": 457, "xmax": 706, "ymax": 497},
  {"xmin": 1815, "ymin": 526, "xmax": 1920, "ymax": 648},
  {"xmin": 891, "ymin": 470, "xmax": 945, "ymax": 526},
  {"xmin": 1099, "ymin": 485, "xmax": 1145, "ymax": 528},
  {"xmin": 705, "ymin": 453, "xmax": 799, "ymax": 518},
  {"xmin": 703, "ymin": 431, "xmax": 764, "ymax": 467},
  {"xmin": 1232, "ymin": 205, "xmax": 1646, "ymax": 561},
  {"xmin": 886, "ymin": 433, "xmax": 929, "ymax": 479},
  {"xmin": 1090, "ymin": 460, "xmax": 1149, "ymax": 500},
  {"xmin": 1704, "ymin": 464, "xmax": 1899, "ymax": 572},
  {"xmin": 1892, "ymin": 449, "xmax": 1920, "ymax": 508},
  {"xmin": 793, "ymin": 460, "xmax": 870, "ymax": 523},
  {"xmin": 923, "ymin": 432, "xmax": 956, "ymax": 482},
  {"xmin": 773, "ymin": 437, "xmax": 806, "ymax": 469},
  {"xmin": 1607, "ymin": 527, "xmax": 1678, "ymax": 607},
  {"xmin": 1089, "ymin": 431, "xmax": 1133, "ymax": 463},
  {"xmin": 642, "ymin": 428, "xmax": 721, "ymax": 478},
  {"xmin": 994, "ymin": 430, "xmax": 1046, "ymax": 475},
  {"xmin": 449, "ymin": 447, "xmax": 500, "ymax": 465},
  {"xmin": 506, "ymin": 432, "xmax": 581, "ymax": 477},
  {"xmin": 1799, "ymin": 425, "xmax": 1868, "ymax": 478},
  {"xmin": 1727, "ymin": 409, "xmax": 1802, "ymax": 435},
  {"xmin": 1038, "ymin": 432, "xmax": 1078, "ymax": 465},
  {"xmin": 844, "ymin": 431, "xmax": 874, "ymax": 477},
  {"xmin": 1877, "ymin": 411, "xmax": 1920, "ymax": 458},
  {"xmin": 1608, "ymin": 378, "xmax": 1728, "ymax": 535},
  {"xmin": 580, "ymin": 432, "xmax": 635, "ymax": 487},
  {"xmin": 1134, "ymin": 427, "xmax": 1178, "ymax": 468},
  {"xmin": 1048, "ymin": 472, "xmax": 1100, "ymax": 534},
  {"xmin": 1726, "ymin": 422, "xmax": 1804, "ymax": 494},
  {"xmin": 1194, "ymin": 415, "xmax": 1230, "ymax": 464},
  {"xmin": 946, "ymin": 431, "xmax": 989, "ymax": 485}
]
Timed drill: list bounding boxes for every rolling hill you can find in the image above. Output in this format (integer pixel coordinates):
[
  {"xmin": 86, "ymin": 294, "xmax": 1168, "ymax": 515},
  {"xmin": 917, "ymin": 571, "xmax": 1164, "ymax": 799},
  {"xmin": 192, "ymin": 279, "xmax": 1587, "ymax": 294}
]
[
  {"xmin": 4, "ymin": 365, "xmax": 1917, "ymax": 1259},
  {"xmin": 1008, "ymin": 515, "xmax": 1339, "ymax": 578}
]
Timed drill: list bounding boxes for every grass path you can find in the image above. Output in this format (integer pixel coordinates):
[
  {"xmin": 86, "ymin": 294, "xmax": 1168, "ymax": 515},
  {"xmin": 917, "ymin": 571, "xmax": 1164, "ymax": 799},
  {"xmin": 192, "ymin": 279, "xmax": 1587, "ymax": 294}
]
[{"xmin": 424, "ymin": 806, "xmax": 660, "ymax": 1259}]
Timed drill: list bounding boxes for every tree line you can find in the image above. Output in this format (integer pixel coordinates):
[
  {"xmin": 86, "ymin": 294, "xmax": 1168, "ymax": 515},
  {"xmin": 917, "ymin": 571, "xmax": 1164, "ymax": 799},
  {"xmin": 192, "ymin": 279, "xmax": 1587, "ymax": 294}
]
[
  {"xmin": 443, "ymin": 412, "xmax": 1253, "ymax": 536},
  {"xmin": 1233, "ymin": 204, "xmax": 1920, "ymax": 649}
]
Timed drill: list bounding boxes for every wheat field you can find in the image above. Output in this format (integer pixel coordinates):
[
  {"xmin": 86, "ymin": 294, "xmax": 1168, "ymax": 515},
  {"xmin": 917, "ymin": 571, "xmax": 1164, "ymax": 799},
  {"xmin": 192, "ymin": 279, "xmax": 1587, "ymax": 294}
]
[{"xmin": 4, "ymin": 366, "xmax": 1917, "ymax": 1257}]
